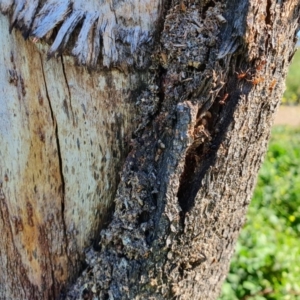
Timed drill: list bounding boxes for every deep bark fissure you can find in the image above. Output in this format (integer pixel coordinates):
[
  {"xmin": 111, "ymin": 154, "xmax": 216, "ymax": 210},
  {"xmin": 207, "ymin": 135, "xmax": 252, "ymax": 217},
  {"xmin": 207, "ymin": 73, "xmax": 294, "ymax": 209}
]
[
  {"xmin": 177, "ymin": 74, "xmax": 244, "ymax": 214},
  {"xmin": 266, "ymin": 0, "xmax": 272, "ymax": 26},
  {"xmin": 176, "ymin": 0, "xmax": 255, "ymax": 217},
  {"xmin": 176, "ymin": 0, "xmax": 250, "ymax": 215}
]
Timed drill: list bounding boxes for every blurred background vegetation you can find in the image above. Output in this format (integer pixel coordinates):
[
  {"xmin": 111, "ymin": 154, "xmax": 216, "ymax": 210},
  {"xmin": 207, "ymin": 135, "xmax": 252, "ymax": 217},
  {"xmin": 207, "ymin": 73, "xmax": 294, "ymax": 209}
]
[
  {"xmin": 283, "ymin": 50, "xmax": 300, "ymax": 105},
  {"xmin": 219, "ymin": 49, "xmax": 300, "ymax": 300}
]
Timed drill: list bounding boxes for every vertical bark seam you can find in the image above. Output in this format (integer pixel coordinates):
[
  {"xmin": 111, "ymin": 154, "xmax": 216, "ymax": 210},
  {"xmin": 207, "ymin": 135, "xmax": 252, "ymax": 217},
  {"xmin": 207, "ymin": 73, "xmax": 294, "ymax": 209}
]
[{"xmin": 38, "ymin": 53, "xmax": 59, "ymax": 296}]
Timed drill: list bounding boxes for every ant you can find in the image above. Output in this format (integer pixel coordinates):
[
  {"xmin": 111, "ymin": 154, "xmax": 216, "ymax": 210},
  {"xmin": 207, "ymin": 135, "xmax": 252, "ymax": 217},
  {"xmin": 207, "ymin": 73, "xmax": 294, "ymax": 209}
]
[
  {"xmin": 235, "ymin": 68, "xmax": 251, "ymax": 80},
  {"xmin": 236, "ymin": 68, "xmax": 264, "ymax": 86},
  {"xmin": 248, "ymin": 77, "xmax": 264, "ymax": 85},
  {"xmin": 219, "ymin": 93, "xmax": 229, "ymax": 105},
  {"xmin": 269, "ymin": 79, "xmax": 277, "ymax": 91}
]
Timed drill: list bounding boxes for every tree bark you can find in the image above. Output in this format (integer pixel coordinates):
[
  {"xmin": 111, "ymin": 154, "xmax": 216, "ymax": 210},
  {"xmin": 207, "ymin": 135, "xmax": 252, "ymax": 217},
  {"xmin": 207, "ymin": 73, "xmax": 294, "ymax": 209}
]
[{"xmin": 0, "ymin": 0, "xmax": 299, "ymax": 299}]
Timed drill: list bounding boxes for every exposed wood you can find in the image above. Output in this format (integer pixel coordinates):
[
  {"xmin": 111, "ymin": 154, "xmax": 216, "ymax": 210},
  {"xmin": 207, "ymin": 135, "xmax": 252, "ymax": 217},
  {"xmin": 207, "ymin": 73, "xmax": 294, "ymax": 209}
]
[{"xmin": 0, "ymin": 12, "xmax": 149, "ymax": 298}]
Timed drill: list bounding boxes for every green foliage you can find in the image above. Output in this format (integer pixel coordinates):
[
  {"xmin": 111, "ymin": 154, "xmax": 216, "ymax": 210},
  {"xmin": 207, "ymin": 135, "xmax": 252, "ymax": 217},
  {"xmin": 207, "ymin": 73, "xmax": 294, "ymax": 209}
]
[
  {"xmin": 283, "ymin": 49, "xmax": 300, "ymax": 105},
  {"xmin": 219, "ymin": 126, "xmax": 300, "ymax": 300}
]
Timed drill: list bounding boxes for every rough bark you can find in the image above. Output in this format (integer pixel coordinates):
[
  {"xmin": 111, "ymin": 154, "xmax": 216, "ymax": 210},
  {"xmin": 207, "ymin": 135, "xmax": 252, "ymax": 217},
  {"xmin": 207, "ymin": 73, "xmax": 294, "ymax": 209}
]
[{"xmin": 0, "ymin": 0, "xmax": 300, "ymax": 299}]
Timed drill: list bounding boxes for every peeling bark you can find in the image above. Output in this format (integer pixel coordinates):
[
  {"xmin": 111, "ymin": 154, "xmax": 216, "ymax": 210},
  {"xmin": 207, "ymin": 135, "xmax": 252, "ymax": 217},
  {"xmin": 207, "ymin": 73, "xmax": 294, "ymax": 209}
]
[
  {"xmin": 0, "ymin": 0, "xmax": 300, "ymax": 299},
  {"xmin": 0, "ymin": 0, "xmax": 163, "ymax": 68}
]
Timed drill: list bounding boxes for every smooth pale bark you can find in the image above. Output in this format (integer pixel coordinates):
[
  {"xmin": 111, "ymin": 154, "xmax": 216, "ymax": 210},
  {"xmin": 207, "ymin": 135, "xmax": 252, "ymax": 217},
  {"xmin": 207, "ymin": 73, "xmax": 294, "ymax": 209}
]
[{"xmin": 0, "ymin": 0, "xmax": 300, "ymax": 299}]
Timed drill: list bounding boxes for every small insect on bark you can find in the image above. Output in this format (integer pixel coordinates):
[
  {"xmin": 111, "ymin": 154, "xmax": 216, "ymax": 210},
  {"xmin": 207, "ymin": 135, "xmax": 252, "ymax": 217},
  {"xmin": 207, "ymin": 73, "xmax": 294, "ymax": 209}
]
[
  {"xmin": 180, "ymin": 1, "xmax": 187, "ymax": 12},
  {"xmin": 236, "ymin": 69, "xmax": 251, "ymax": 80},
  {"xmin": 269, "ymin": 79, "xmax": 277, "ymax": 91},
  {"xmin": 248, "ymin": 77, "xmax": 264, "ymax": 85},
  {"xmin": 219, "ymin": 93, "xmax": 229, "ymax": 105}
]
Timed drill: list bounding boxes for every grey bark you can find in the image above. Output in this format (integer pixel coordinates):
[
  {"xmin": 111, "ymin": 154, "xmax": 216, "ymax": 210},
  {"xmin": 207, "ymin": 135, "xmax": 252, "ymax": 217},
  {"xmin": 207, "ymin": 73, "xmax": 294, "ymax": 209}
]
[{"xmin": 0, "ymin": 0, "xmax": 299, "ymax": 299}]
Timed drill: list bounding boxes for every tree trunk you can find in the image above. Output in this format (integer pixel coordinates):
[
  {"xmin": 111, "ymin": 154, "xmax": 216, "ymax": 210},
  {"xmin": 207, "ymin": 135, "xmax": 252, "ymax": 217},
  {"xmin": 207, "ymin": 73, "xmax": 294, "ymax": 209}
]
[{"xmin": 0, "ymin": 0, "xmax": 299, "ymax": 299}]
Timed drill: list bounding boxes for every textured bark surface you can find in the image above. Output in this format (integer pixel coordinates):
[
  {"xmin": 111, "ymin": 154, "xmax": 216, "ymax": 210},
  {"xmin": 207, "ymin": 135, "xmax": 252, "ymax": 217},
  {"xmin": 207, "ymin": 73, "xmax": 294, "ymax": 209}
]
[
  {"xmin": 64, "ymin": 1, "xmax": 300, "ymax": 299},
  {"xmin": 0, "ymin": 0, "xmax": 300, "ymax": 299}
]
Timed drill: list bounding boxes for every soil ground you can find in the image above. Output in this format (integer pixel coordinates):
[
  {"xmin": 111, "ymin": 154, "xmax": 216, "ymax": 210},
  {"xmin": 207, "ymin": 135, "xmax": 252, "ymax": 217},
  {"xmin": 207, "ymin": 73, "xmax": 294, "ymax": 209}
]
[{"xmin": 274, "ymin": 105, "xmax": 300, "ymax": 127}]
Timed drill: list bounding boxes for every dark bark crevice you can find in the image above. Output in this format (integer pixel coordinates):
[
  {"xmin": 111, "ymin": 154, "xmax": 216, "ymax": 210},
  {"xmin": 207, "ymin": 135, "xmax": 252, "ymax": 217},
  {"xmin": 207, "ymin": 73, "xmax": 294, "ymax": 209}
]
[
  {"xmin": 176, "ymin": 77, "xmax": 244, "ymax": 215},
  {"xmin": 266, "ymin": 0, "xmax": 272, "ymax": 26},
  {"xmin": 176, "ymin": 0, "xmax": 250, "ymax": 215}
]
